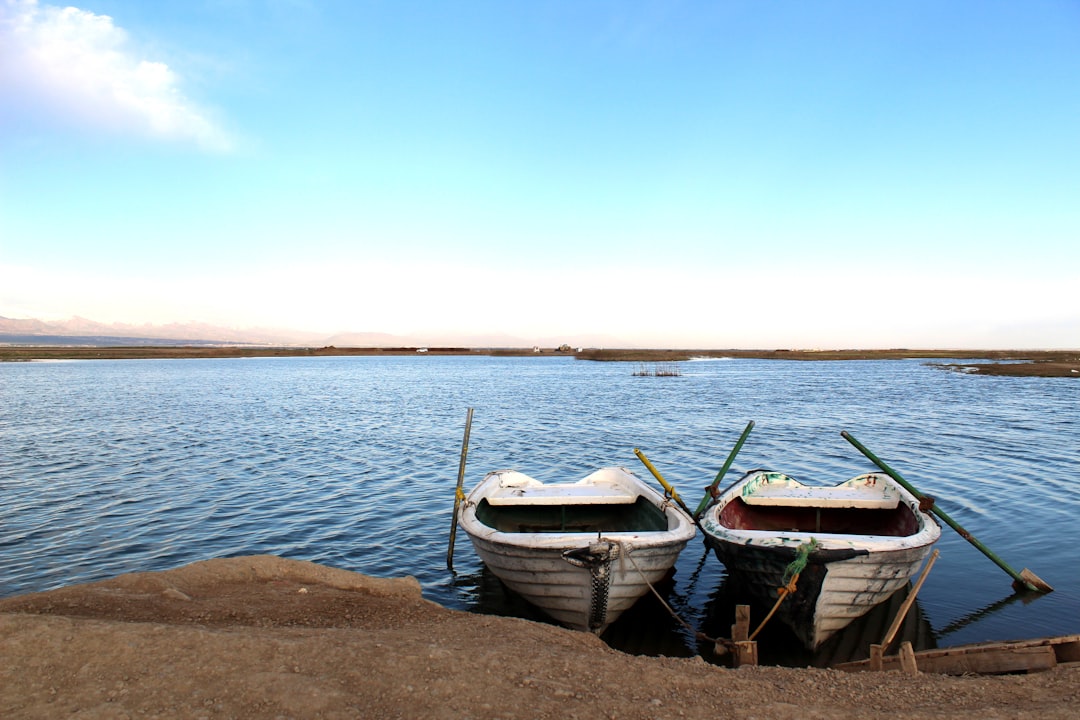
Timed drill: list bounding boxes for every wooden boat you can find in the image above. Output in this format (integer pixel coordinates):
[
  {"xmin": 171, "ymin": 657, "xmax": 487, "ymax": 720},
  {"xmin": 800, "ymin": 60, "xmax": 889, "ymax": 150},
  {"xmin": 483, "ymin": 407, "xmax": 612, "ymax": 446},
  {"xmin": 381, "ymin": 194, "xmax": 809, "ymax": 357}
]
[
  {"xmin": 458, "ymin": 466, "xmax": 696, "ymax": 634},
  {"xmin": 699, "ymin": 470, "xmax": 941, "ymax": 650}
]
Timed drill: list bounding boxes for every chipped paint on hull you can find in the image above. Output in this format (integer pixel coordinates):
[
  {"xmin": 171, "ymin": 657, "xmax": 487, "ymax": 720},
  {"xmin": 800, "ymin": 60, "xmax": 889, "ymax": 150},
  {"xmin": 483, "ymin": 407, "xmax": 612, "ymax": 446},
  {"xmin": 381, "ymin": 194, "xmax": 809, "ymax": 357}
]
[{"xmin": 459, "ymin": 467, "xmax": 696, "ymax": 633}]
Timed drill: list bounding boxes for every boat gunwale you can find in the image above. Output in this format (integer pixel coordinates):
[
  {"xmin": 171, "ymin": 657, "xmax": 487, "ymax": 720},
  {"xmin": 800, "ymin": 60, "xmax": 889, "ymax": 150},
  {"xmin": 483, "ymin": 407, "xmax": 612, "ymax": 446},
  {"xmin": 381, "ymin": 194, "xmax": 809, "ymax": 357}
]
[
  {"xmin": 699, "ymin": 470, "xmax": 941, "ymax": 553},
  {"xmin": 459, "ymin": 467, "xmax": 697, "ymax": 549}
]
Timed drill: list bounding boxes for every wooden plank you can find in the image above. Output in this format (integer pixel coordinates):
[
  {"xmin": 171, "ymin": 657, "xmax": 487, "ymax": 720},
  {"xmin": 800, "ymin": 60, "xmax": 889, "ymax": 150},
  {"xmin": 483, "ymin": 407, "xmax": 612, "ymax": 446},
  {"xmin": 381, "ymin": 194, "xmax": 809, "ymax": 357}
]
[
  {"xmin": 915, "ymin": 645, "xmax": 1056, "ymax": 675},
  {"xmin": 1053, "ymin": 640, "xmax": 1080, "ymax": 663},
  {"xmin": 834, "ymin": 634, "xmax": 1080, "ymax": 676},
  {"xmin": 741, "ymin": 484, "xmax": 900, "ymax": 509}
]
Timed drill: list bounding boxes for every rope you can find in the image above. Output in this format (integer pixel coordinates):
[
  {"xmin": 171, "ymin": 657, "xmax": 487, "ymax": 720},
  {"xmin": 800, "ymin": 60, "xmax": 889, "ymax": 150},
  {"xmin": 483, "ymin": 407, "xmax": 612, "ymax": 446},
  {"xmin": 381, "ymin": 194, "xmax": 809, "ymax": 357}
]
[
  {"xmin": 748, "ymin": 538, "xmax": 818, "ymax": 641},
  {"xmin": 782, "ymin": 537, "xmax": 817, "ymax": 585},
  {"xmin": 612, "ymin": 540, "xmax": 730, "ymax": 653}
]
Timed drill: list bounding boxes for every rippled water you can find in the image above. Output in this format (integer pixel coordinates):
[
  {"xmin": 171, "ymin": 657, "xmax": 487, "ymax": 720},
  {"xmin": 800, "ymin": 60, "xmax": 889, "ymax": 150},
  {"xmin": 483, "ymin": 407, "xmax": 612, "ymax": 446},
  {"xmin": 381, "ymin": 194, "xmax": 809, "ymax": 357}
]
[{"xmin": 2, "ymin": 356, "xmax": 1077, "ymax": 663}]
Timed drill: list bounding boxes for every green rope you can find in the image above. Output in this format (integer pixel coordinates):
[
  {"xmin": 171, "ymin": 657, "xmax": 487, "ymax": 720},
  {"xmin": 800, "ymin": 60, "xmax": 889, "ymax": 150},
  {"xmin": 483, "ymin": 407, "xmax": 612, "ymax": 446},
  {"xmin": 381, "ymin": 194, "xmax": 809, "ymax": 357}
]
[{"xmin": 782, "ymin": 538, "xmax": 819, "ymax": 585}]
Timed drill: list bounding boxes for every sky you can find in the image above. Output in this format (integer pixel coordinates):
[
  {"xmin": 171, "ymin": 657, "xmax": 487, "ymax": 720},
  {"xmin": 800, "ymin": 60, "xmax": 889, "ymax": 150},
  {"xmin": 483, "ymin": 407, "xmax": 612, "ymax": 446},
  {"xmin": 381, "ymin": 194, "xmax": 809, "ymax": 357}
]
[{"xmin": 1, "ymin": 0, "xmax": 1079, "ymax": 348}]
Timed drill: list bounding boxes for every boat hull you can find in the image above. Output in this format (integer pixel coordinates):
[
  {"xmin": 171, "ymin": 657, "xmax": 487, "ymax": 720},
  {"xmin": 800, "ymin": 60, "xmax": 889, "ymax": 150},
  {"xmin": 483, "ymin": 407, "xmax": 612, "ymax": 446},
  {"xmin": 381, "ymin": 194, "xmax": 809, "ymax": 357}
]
[
  {"xmin": 459, "ymin": 467, "xmax": 696, "ymax": 633},
  {"xmin": 701, "ymin": 471, "xmax": 940, "ymax": 649}
]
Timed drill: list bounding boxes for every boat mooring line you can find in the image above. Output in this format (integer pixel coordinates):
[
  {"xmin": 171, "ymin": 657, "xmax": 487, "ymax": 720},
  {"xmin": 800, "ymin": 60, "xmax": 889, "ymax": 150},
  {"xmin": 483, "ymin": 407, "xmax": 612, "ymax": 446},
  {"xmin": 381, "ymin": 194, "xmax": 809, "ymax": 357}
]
[
  {"xmin": 612, "ymin": 539, "xmax": 732, "ymax": 655},
  {"xmin": 748, "ymin": 538, "xmax": 817, "ymax": 642}
]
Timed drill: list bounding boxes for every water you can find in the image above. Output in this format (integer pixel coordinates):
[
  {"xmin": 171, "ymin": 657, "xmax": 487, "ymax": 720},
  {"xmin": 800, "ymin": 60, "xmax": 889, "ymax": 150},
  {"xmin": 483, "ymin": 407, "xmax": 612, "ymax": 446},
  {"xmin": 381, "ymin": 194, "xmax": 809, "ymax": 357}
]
[{"xmin": 2, "ymin": 355, "xmax": 1077, "ymax": 664}]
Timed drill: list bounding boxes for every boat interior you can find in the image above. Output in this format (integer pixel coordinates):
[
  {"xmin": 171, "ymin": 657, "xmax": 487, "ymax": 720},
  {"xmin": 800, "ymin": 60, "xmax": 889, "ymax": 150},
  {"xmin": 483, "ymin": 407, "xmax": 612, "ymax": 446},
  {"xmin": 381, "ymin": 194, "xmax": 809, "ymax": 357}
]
[
  {"xmin": 475, "ymin": 496, "xmax": 670, "ymax": 533},
  {"xmin": 719, "ymin": 498, "xmax": 920, "ymax": 536}
]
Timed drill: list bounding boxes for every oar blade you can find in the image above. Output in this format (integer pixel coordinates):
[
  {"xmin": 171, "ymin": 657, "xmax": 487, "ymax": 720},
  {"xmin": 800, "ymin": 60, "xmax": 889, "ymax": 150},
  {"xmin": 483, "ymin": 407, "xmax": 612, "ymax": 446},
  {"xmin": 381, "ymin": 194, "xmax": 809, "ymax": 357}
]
[{"xmin": 1018, "ymin": 568, "xmax": 1054, "ymax": 593}]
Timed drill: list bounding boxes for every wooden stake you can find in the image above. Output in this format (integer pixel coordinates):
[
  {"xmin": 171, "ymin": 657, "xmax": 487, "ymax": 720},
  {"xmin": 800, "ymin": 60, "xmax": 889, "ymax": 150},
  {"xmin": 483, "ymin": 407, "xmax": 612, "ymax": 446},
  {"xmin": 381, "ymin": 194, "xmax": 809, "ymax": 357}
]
[
  {"xmin": 869, "ymin": 644, "xmax": 884, "ymax": 671},
  {"xmin": 732, "ymin": 604, "xmax": 751, "ymax": 642},
  {"xmin": 899, "ymin": 641, "xmax": 919, "ymax": 674},
  {"xmin": 734, "ymin": 641, "xmax": 758, "ymax": 667}
]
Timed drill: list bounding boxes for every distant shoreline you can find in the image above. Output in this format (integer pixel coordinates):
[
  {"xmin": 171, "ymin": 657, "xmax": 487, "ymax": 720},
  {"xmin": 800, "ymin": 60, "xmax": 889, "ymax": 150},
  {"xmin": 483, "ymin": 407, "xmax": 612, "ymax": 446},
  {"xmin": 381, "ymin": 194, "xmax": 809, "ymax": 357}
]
[{"xmin": 1, "ymin": 345, "xmax": 1077, "ymax": 377}]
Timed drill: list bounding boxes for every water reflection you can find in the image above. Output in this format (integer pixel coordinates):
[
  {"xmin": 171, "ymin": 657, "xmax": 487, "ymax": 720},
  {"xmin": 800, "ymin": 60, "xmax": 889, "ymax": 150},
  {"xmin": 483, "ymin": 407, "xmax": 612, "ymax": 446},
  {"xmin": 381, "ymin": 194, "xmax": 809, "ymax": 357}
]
[
  {"xmin": 935, "ymin": 588, "xmax": 1048, "ymax": 641},
  {"xmin": 453, "ymin": 561, "xmax": 700, "ymax": 658},
  {"xmin": 698, "ymin": 575, "xmax": 935, "ymax": 668},
  {"xmin": 453, "ymin": 546, "xmax": 937, "ymax": 668},
  {"xmin": 2, "ymin": 356, "xmax": 1077, "ymax": 656}
]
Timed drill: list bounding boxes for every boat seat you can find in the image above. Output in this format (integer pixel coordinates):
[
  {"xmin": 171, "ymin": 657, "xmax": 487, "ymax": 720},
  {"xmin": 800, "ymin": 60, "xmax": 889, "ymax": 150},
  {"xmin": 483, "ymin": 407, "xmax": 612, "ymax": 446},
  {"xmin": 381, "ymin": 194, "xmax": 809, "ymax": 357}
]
[
  {"xmin": 485, "ymin": 484, "xmax": 638, "ymax": 506},
  {"xmin": 741, "ymin": 485, "xmax": 901, "ymax": 510}
]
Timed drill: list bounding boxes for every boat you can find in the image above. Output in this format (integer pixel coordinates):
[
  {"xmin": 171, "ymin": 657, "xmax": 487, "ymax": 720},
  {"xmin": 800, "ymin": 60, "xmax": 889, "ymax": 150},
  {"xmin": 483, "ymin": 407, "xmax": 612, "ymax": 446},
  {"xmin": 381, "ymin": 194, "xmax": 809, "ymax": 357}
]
[
  {"xmin": 457, "ymin": 466, "xmax": 697, "ymax": 634},
  {"xmin": 699, "ymin": 469, "xmax": 941, "ymax": 650}
]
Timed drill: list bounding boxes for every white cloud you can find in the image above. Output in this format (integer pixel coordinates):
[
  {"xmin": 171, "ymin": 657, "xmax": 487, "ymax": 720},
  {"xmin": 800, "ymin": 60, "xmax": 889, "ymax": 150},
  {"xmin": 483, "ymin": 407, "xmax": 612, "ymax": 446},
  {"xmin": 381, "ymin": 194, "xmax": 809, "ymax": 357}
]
[{"xmin": 0, "ymin": 0, "xmax": 231, "ymax": 151}]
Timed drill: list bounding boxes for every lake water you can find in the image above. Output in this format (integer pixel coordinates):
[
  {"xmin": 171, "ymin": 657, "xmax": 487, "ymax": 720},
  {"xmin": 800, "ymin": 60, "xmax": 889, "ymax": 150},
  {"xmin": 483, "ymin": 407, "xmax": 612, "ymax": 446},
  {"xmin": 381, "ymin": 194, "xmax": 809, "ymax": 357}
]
[{"xmin": 2, "ymin": 355, "xmax": 1077, "ymax": 665}]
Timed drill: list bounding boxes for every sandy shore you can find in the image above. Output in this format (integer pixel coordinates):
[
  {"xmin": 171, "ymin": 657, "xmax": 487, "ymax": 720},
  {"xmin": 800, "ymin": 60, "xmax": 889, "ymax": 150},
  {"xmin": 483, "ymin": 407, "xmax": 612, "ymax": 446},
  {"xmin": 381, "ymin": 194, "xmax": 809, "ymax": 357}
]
[{"xmin": 1, "ymin": 556, "xmax": 1077, "ymax": 719}]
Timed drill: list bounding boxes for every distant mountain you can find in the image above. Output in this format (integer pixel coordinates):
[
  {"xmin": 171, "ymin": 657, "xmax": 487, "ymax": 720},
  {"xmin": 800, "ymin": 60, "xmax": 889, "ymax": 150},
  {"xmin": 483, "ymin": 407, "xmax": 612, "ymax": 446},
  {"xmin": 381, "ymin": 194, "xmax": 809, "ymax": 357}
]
[
  {"xmin": 0, "ymin": 315, "xmax": 625, "ymax": 348},
  {"xmin": 0, "ymin": 315, "xmax": 352, "ymax": 346},
  {"xmin": 321, "ymin": 331, "xmax": 428, "ymax": 347}
]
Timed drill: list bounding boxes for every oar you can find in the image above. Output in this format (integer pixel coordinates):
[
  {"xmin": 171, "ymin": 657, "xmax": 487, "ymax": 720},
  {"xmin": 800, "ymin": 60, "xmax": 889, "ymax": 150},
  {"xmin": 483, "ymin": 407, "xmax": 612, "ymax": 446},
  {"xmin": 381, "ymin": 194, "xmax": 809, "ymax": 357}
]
[
  {"xmin": 446, "ymin": 407, "xmax": 474, "ymax": 571},
  {"xmin": 841, "ymin": 430, "xmax": 1053, "ymax": 594},
  {"xmin": 693, "ymin": 420, "xmax": 755, "ymax": 519},
  {"xmin": 880, "ymin": 549, "xmax": 939, "ymax": 651},
  {"xmin": 633, "ymin": 448, "xmax": 694, "ymax": 518}
]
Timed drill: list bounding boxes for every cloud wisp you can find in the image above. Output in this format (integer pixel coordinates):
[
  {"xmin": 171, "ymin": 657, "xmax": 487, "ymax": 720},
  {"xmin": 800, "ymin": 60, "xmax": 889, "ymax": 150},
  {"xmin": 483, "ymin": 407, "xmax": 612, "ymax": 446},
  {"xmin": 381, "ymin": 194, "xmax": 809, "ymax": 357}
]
[{"xmin": 0, "ymin": 0, "xmax": 231, "ymax": 151}]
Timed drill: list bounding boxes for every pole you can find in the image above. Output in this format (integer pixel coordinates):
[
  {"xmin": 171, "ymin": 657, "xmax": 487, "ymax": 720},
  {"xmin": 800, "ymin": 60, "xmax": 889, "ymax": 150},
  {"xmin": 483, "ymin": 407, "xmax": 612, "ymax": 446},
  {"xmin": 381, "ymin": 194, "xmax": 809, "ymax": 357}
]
[
  {"xmin": 881, "ymin": 549, "xmax": 939, "ymax": 650},
  {"xmin": 633, "ymin": 448, "xmax": 694, "ymax": 518},
  {"xmin": 841, "ymin": 430, "xmax": 1052, "ymax": 593},
  {"xmin": 693, "ymin": 420, "xmax": 755, "ymax": 519},
  {"xmin": 446, "ymin": 407, "xmax": 474, "ymax": 571}
]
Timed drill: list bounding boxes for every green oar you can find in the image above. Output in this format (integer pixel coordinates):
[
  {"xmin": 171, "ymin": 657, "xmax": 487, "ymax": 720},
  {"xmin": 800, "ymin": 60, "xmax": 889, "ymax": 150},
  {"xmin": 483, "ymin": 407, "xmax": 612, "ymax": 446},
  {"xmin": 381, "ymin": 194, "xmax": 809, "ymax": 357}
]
[
  {"xmin": 446, "ymin": 407, "xmax": 474, "ymax": 571},
  {"xmin": 841, "ymin": 430, "xmax": 1053, "ymax": 594},
  {"xmin": 694, "ymin": 420, "xmax": 755, "ymax": 519}
]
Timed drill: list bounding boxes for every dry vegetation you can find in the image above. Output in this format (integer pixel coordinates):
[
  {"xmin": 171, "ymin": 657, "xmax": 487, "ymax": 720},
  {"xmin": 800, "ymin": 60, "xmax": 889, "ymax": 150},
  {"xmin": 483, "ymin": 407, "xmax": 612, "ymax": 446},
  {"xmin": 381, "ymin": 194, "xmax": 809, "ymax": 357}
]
[{"xmin": 3, "ymin": 346, "xmax": 1076, "ymax": 377}]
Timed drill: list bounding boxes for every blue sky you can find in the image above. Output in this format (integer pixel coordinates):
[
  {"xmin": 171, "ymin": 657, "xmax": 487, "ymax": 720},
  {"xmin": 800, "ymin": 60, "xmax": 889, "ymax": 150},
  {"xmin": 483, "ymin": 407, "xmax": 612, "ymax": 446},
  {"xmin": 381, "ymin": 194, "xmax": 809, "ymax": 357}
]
[{"xmin": 2, "ymin": 0, "xmax": 1078, "ymax": 348}]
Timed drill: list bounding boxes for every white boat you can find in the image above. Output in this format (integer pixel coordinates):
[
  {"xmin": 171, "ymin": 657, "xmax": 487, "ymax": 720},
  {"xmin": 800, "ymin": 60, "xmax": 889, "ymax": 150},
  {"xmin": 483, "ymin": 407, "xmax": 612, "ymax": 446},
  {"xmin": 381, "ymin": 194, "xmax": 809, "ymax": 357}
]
[
  {"xmin": 458, "ymin": 466, "xmax": 697, "ymax": 634},
  {"xmin": 700, "ymin": 470, "xmax": 941, "ymax": 650}
]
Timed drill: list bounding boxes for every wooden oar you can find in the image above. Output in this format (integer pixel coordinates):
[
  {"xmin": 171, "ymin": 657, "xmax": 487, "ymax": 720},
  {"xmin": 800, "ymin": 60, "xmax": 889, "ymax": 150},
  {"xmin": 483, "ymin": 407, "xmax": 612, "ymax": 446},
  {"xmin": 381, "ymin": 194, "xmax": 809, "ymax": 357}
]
[
  {"xmin": 446, "ymin": 407, "xmax": 474, "ymax": 571},
  {"xmin": 870, "ymin": 549, "xmax": 940, "ymax": 671},
  {"xmin": 842, "ymin": 430, "xmax": 1053, "ymax": 593},
  {"xmin": 693, "ymin": 420, "xmax": 755, "ymax": 519},
  {"xmin": 881, "ymin": 549, "xmax": 939, "ymax": 651},
  {"xmin": 633, "ymin": 448, "xmax": 694, "ymax": 518}
]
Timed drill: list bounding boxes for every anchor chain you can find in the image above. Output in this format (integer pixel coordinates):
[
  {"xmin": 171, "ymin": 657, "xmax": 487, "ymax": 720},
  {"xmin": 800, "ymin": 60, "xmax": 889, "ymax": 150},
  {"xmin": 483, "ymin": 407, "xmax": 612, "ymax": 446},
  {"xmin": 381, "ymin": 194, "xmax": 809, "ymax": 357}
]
[{"xmin": 562, "ymin": 540, "xmax": 619, "ymax": 631}]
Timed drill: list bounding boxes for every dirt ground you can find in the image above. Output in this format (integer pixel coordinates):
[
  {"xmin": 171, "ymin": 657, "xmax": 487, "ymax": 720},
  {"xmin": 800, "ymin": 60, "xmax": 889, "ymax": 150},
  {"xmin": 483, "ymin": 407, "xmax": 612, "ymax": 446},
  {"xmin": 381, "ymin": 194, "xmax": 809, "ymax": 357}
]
[{"xmin": 1, "ymin": 556, "xmax": 1077, "ymax": 719}]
